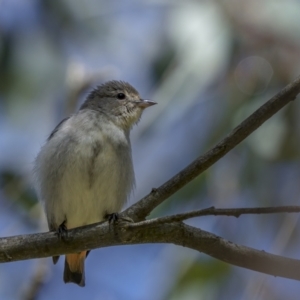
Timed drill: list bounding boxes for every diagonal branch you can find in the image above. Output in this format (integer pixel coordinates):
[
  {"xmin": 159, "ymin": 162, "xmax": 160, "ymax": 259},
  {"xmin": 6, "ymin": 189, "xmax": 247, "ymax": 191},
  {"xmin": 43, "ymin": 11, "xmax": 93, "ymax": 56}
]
[{"xmin": 124, "ymin": 76, "xmax": 300, "ymax": 221}]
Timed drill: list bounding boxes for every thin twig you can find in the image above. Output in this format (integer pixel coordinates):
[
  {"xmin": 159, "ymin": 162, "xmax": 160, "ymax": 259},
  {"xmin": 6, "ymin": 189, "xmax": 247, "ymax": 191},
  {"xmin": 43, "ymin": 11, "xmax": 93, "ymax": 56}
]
[
  {"xmin": 124, "ymin": 75, "xmax": 300, "ymax": 221},
  {"xmin": 124, "ymin": 206, "xmax": 300, "ymax": 229}
]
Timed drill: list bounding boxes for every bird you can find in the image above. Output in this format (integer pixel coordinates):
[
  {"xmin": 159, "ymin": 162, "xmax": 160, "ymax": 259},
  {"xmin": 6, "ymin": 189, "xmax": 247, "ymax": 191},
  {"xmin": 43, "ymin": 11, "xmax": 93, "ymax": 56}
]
[{"xmin": 34, "ymin": 80, "xmax": 156, "ymax": 286}]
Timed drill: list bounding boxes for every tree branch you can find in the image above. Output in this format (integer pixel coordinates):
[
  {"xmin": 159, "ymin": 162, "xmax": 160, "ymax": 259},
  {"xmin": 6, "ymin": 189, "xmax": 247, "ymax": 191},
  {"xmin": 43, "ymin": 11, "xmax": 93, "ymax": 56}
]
[
  {"xmin": 1, "ymin": 221, "xmax": 300, "ymax": 281},
  {"xmin": 124, "ymin": 76, "xmax": 300, "ymax": 221},
  {"xmin": 124, "ymin": 206, "xmax": 300, "ymax": 228}
]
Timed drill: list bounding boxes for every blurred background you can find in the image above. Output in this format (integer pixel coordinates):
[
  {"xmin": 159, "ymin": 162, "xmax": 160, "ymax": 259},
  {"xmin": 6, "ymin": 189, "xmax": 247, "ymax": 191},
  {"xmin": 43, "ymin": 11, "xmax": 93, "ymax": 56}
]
[{"xmin": 1, "ymin": 0, "xmax": 300, "ymax": 299}]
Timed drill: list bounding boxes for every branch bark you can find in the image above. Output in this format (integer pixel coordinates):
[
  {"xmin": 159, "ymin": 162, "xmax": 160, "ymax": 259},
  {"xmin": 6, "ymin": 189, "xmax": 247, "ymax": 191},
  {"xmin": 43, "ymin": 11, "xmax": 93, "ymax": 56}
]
[{"xmin": 1, "ymin": 221, "xmax": 300, "ymax": 281}]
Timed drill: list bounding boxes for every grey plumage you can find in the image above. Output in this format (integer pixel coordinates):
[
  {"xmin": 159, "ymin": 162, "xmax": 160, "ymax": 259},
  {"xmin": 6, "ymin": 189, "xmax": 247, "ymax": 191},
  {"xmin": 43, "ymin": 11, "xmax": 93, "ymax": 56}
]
[{"xmin": 33, "ymin": 81, "xmax": 156, "ymax": 287}]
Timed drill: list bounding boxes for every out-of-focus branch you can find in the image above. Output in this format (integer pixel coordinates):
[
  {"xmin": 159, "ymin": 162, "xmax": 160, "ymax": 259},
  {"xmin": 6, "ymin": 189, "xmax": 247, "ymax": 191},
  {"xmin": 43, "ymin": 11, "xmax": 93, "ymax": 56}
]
[
  {"xmin": 22, "ymin": 259, "xmax": 48, "ymax": 300},
  {"xmin": 124, "ymin": 75, "xmax": 300, "ymax": 222}
]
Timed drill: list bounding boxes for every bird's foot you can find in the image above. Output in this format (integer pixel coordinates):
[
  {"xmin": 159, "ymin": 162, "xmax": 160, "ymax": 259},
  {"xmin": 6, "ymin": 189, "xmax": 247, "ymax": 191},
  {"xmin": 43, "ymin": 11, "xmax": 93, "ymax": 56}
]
[
  {"xmin": 56, "ymin": 220, "xmax": 68, "ymax": 239},
  {"xmin": 106, "ymin": 212, "xmax": 119, "ymax": 224},
  {"xmin": 106, "ymin": 213, "xmax": 134, "ymax": 226}
]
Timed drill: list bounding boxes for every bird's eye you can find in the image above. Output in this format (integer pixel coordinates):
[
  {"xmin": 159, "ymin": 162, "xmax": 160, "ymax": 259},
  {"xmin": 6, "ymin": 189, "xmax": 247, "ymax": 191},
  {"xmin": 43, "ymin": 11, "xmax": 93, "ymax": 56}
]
[{"xmin": 117, "ymin": 93, "xmax": 126, "ymax": 100}]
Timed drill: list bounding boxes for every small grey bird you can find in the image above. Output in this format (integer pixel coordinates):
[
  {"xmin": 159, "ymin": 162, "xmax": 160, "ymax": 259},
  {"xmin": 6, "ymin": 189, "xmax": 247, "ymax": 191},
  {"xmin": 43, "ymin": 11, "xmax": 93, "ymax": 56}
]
[{"xmin": 34, "ymin": 80, "xmax": 156, "ymax": 287}]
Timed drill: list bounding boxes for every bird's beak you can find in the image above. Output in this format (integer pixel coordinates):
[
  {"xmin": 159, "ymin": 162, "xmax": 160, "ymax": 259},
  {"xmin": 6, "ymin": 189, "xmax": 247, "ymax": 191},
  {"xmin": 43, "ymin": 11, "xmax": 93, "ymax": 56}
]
[{"xmin": 136, "ymin": 99, "xmax": 157, "ymax": 108}]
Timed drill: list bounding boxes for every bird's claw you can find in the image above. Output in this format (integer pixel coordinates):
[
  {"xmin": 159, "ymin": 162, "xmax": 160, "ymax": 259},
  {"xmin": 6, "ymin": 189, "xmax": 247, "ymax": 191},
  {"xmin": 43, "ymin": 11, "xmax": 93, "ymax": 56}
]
[
  {"xmin": 56, "ymin": 221, "xmax": 68, "ymax": 239},
  {"xmin": 106, "ymin": 213, "xmax": 134, "ymax": 226}
]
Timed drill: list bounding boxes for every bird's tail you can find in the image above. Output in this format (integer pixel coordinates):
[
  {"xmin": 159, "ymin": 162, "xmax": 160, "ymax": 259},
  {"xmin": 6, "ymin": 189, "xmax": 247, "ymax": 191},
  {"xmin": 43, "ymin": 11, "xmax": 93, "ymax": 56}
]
[{"xmin": 64, "ymin": 251, "xmax": 87, "ymax": 287}]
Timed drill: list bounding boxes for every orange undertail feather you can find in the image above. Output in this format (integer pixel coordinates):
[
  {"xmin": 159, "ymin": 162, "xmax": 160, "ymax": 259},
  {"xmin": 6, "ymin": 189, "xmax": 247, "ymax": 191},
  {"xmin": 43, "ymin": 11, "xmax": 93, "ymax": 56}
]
[{"xmin": 64, "ymin": 251, "xmax": 87, "ymax": 287}]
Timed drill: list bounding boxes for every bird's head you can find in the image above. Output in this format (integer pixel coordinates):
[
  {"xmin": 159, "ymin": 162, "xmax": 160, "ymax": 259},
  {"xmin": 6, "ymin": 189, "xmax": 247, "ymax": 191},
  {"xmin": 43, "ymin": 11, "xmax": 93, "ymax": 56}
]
[{"xmin": 81, "ymin": 80, "xmax": 156, "ymax": 129}]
